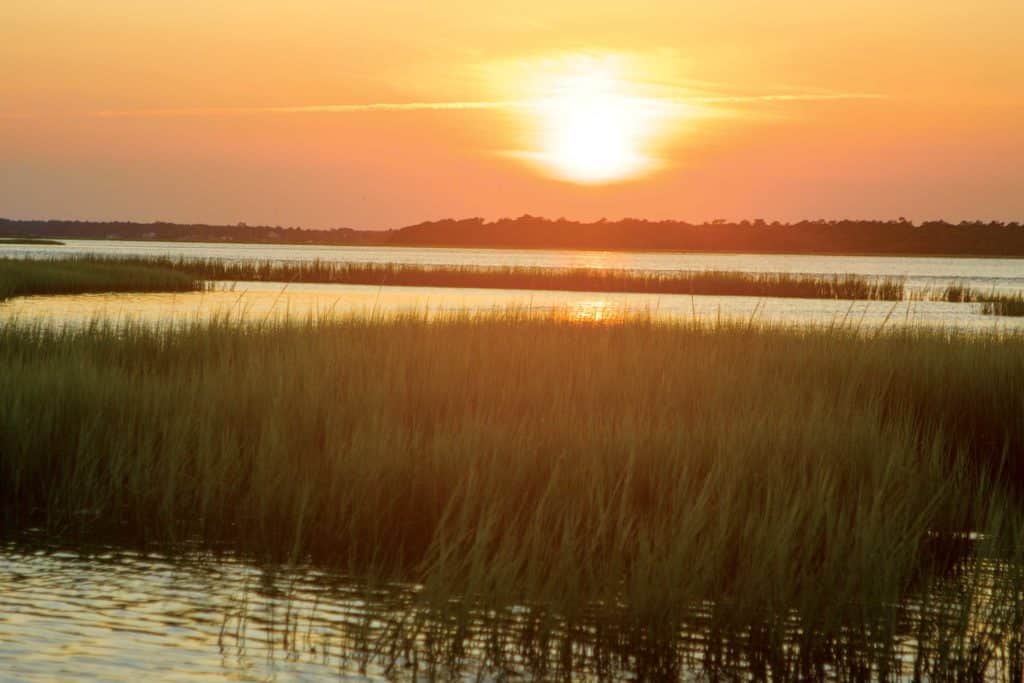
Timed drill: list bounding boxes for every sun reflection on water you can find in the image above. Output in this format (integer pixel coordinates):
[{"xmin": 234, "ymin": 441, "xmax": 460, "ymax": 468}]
[{"xmin": 570, "ymin": 298, "xmax": 619, "ymax": 322}]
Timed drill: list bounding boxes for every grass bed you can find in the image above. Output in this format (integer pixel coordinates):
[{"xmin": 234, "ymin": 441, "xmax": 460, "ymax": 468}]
[
  {"xmin": 9, "ymin": 255, "xmax": 910, "ymax": 301},
  {"xmin": 1, "ymin": 314, "xmax": 1023, "ymax": 620},
  {"xmin": 182, "ymin": 258, "xmax": 909, "ymax": 300},
  {"xmin": 0, "ymin": 257, "xmax": 203, "ymax": 300},
  {"xmin": 7, "ymin": 257, "xmax": 1024, "ymax": 318},
  {"xmin": 3, "ymin": 312, "xmax": 1024, "ymax": 677},
  {"xmin": 0, "ymin": 237, "xmax": 65, "ymax": 245},
  {"xmin": 937, "ymin": 283, "xmax": 1024, "ymax": 317},
  {"xmin": 982, "ymin": 296, "xmax": 1024, "ymax": 316}
]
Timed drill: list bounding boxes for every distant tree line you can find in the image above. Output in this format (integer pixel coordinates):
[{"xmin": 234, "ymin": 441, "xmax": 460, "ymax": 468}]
[
  {"xmin": 0, "ymin": 219, "xmax": 383, "ymax": 246},
  {"xmin": 3, "ymin": 216, "xmax": 1024, "ymax": 256}
]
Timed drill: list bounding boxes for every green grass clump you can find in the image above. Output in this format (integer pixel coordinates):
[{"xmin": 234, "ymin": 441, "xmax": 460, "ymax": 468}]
[
  {"xmin": 0, "ymin": 257, "xmax": 202, "ymax": 300},
  {"xmin": 936, "ymin": 282, "xmax": 1024, "ymax": 317},
  {"xmin": 0, "ymin": 237, "xmax": 64, "ymax": 245},
  {"xmin": 940, "ymin": 283, "xmax": 973, "ymax": 303},
  {"xmin": 981, "ymin": 294, "xmax": 1024, "ymax": 317}
]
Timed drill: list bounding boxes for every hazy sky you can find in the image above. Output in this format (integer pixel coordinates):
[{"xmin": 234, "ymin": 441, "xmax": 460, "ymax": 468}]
[{"xmin": 2, "ymin": 1, "xmax": 1022, "ymax": 228}]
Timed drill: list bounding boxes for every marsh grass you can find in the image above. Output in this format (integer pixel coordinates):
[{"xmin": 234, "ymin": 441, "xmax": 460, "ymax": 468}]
[
  {"xmin": 210, "ymin": 544, "xmax": 1024, "ymax": 681},
  {"xmin": 981, "ymin": 295, "xmax": 1024, "ymax": 317},
  {"xmin": 0, "ymin": 256, "xmax": 202, "ymax": 300},
  {"xmin": 9, "ymin": 255, "xmax": 910, "ymax": 301},
  {"xmin": 935, "ymin": 282, "xmax": 1024, "ymax": 317},
  {"xmin": 3, "ymin": 312, "xmax": 1024, "ymax": 678},
  {"xmin": 1, "ymin": 312, "xmax": 1023, "ymax": 628},
  {"xmin": 180, "ymin": 258, "xmax": 910, "ymax": 300},
  {"xmin": 8, "ymin": 256, "xmax": 1024, "ymax": 317},
  {"xmin": 0, "ymin": 237, "xmax": 64, "ymax": 245},
  {"xmin": 3, "ymin": 255, "xmax": 1024, "ymax": 678}
]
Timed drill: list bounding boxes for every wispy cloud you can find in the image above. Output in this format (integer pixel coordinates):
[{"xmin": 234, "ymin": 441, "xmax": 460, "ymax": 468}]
[
  {"xmin": 684, "ymin": 92, "xmax": 886, "ymax": 104},
  {"xmin": 0, "ymin": 91, "xmax": 884, "ymax": 120},
  {"xmin": 87, "ymin": 101, "xmax": 520, "ymax": 118},
  {"xmin": 80, "ymin": 91, "xmax": 883, "ymax": 118}
]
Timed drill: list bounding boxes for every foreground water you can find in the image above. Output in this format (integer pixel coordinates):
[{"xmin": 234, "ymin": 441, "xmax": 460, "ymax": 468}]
[
  {"xmin": 0, "ymin": 543, "xmax": 376, "ymax": 682},
  {"xmin": 2, "ymin": 541, "xmax": 1023, "ymax": 682}
]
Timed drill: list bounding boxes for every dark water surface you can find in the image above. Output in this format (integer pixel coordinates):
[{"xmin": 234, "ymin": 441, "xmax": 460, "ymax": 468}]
[{"xmin": 2, "ymin": 540, "xmax": 1023, "ymax": 682}]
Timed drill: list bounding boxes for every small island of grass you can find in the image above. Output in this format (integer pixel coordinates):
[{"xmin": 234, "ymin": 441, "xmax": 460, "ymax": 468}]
[
  {"xmin": 0, "ymin": 257, "xmax": 204, "ymax": 300},
  {"xmin": 0, "ymin": 237, "xmax": 65, "ymax": 245}
]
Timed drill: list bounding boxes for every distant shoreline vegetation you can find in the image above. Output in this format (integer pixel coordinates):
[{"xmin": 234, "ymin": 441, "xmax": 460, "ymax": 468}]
[{"xmin": 4, "ymin": 216, "xmax": 1024, "ymax": 257}]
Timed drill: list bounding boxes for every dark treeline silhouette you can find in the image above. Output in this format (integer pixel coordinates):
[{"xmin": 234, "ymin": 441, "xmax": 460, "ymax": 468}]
[
  {"xmin": 3, "ymin": 216, "xmax": 1024, "ymax": 256},
  {"xmin": 0, "ymin": 219, "xmax": 381, "ymax": 246}
]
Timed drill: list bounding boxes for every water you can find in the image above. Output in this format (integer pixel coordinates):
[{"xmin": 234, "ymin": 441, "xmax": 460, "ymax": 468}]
[
  {"xmin": 1, "ymin": 542, "xmax": 1021, "ymax": 682},
  {"xmin": 5, "ymin": 239, "xmax": 1024, "ymax": 294},
  {"xmin": 2, "ymin": 281, "xmax": 1023, "ymax": 331},
  {"xmin": 0, "ymin": 544, "xmax": 375, "ymax": 682},
  {"xmin": 3, "ymin": 241, "xmax": 1024, "ymax": 330}
]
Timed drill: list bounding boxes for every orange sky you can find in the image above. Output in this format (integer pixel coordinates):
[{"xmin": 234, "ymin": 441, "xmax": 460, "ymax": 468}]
[{"xmin": 2, "ymin": 1, "xmax": 1022, "ymax": 228}]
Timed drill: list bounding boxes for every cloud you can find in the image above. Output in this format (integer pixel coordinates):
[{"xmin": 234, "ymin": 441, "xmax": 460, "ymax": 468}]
[
  {"xmin": 87, "ymin": 101, "xmax": 521, "ymax": 118},
  {"xmin": 80, "ymin": 91, "xmax": 883, "ymax": 118},
  {"xmin": 686, "ymin": 93, "xmax": 886, "ymax": 104},
  {"xmin": 0, "ymin": 90, "xmax": 884, "ymax": 119}
]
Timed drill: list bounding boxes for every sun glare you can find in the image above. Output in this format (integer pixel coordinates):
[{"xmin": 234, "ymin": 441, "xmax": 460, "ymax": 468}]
[{"xmin": 531, "ymin": 61, "xmax": 664, "ymax": 184}]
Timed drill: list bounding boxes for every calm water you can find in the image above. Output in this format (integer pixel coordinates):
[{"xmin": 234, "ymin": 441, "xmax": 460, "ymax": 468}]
[
  {"xmin": 5, "ymin": 239, "xmax": 1024, "ymax": 294},
  {"xmin": 3, "ymin": 244, "xmax": 1024, "ymax": 330},
  {"xmin": 0, "ymin": 544, "xmax": 388, "ymax": 682},
  {"xmin": 1, "ymin": 542, "xmax": 1021, "ymax": 682},
  {"xmin": 3, "ymin": 240, "xmax": 1024, "ymax": 330},
  {"xmin": 2, "ymin": 281, "xmax": 1023, "ymax": 331}
]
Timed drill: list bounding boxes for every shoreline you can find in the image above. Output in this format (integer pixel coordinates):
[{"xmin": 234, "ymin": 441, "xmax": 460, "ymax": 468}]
[{"xmin": 6, "ymin": 233, "xmax": 1024, "ymax": 260}]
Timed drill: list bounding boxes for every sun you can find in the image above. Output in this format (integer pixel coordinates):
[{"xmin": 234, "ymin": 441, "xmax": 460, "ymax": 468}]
[
  {"xmin": 531, "ymin": 62, "xmax": 662, "ymax": 184},
  {"xmin": 490, "ymin": 53, "xmax": 695, "ymax": 183}
]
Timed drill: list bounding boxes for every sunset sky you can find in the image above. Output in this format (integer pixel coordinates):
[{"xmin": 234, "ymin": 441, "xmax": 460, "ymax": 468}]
[{"xmin": 3, "ymin": 1, "xmax": 1022, "ymax": 229}]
